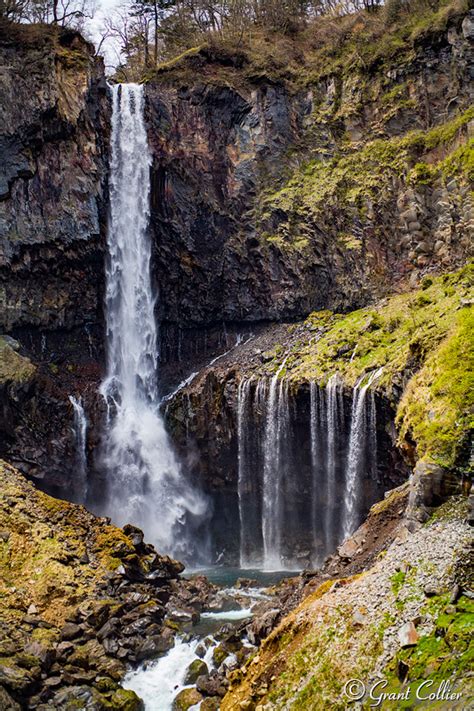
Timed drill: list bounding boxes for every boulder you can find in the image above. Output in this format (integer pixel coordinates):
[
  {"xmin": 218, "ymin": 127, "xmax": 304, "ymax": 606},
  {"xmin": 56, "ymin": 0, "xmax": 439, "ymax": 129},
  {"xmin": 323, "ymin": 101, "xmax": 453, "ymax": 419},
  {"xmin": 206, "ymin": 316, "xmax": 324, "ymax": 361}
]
[
  {"xmin": 398, "ymin": 621, "xmax": 419, "ymax": 648},
  {"xmin": 184, "ymin": 658, "xmax": 209, "ymax": 684},
  {"xmin": 196, "ymin": 671, "xmax": 228, "ymax": 697},
  {"xmin": 172, "ymin": 687, "xmax": 203, "ymax": 710}
]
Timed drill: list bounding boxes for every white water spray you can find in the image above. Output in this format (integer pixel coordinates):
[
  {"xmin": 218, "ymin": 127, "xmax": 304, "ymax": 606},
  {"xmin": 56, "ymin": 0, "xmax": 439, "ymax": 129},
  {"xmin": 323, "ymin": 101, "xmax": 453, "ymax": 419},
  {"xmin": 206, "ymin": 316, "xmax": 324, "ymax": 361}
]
[
  {"xmin": 262, "ymin": 362, "xmax": 289, "ymax": 570},
  {"xmin": 100, "ymin": 84, "xmax": 206, "ymax": 560},
  {"xmin": 342, "ymin": 368, "xmax": 382, "ymax": 539},
  {"xmin": 237, "ymin": 378, "xmax": 254, "ymax": 568},
  {"xmin": 69, "ymin": 395, "xmax": 88, "ymax": 503}
]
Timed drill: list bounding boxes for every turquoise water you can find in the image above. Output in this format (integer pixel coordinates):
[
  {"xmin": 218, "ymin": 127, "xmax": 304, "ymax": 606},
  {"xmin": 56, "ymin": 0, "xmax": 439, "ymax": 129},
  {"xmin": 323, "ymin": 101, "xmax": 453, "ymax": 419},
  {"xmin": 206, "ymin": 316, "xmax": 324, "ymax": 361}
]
[{"xmin": 183, "ymin": 566, "xmax": 298, "ymax": 588}]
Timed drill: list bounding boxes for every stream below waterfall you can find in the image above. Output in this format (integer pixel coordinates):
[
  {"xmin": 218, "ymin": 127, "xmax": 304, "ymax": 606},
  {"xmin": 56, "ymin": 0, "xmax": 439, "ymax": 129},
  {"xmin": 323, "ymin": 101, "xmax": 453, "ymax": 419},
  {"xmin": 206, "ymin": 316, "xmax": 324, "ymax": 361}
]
[{"xmin": 123, "ymin": 573, "xmax": 281, "ymax": 711}]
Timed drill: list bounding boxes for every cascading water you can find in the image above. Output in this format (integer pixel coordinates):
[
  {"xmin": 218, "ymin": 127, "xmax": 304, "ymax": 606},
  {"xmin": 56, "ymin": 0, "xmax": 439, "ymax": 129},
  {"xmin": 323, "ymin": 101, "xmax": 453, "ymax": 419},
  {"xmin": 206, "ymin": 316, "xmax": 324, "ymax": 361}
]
[
  {"xmin": 235, "ymin": 369, "xmax": 383, "ymax": 569},
  {"xmin": 237, "ymin": 378, "xmax": 256, "ymax": 568},
  {"xmin": 262, "ymin": 365, "xmax": 290, "ymax": 571},
  {"xmin": 342, "ymin": 368, "xmax": 382, "ymax": 540},
  {"xmin": 324, "ymin": 374, "xmax": 345, "ymax": 551},
  {"xmin": 69, "ymin": 395, "xmax": 88, "ymax": 504},
  {"xmin": 100, "ymin": 84, "xmax": 207, "ymax": 561}
]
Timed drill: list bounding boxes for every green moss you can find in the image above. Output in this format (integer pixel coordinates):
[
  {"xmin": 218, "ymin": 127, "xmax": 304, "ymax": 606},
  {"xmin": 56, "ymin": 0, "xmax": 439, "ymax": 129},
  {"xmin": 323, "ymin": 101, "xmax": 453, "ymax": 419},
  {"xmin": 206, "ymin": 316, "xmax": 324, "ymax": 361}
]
[
  {"xmin": 390, "ymin": 571, "xmax": 406, "ymax": 596},
  {"xmin": 382, "ymin": 595, "xmax": 474, "ymax": 707},
  {"xmin": 397, "ymin": 304, "xmax": 474, "ymax": 467},
  {"xmin": 263, "ymin": 107, "xmax": 474, "ymax": 220},
  {"xmin": 0, "ymin": 339, "xmax": 36, "ymax": 385}
]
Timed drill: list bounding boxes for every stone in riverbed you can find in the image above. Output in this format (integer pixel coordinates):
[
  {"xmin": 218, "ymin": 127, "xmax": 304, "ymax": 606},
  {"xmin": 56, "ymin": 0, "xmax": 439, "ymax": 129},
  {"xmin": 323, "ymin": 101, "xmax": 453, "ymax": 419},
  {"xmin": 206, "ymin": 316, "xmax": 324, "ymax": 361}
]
[
  {"xmin": 201, "ymin": 698, "xmax": 221, "ymax": 710},
  {"xmin": 196, "ymin": 670, "xmax": 228, "ymax": 697},
  {"xmin": 135, "ymin": 629, "xmax": 175, "ymax": 662},
  {"xmin": 172, "ymin": 687, "xmax": 203, "ymax": 710},
  {"xmin": 184, "ymin": 658, "xmax": 209, "ymax": 684}
]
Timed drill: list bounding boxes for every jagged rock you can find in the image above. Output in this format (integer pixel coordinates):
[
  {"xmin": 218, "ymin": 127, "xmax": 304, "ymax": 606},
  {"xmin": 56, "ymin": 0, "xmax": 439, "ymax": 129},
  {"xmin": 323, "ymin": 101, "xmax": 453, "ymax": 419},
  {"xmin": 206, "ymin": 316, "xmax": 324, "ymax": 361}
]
[
  {"xmin": 135, "ymin": 631, "xmax": 175, "ymax": 662},
  {"xmin": 405, "ymin": 461, "xmax": 462, "ymax": 526},
  {"xmin": 60, "ymin": 623, "xmax": 82, "ymax": 641},
  {"xmin": 247, "ymin": 610, "xmax": 280, "ymax": 645},
  {"xmin": 398, "ymin": 621, "xmax": 419, "ymax": 648},
  {"xmin": 196, "ymin": 670, "xmax": 228, "ymax": 697}
]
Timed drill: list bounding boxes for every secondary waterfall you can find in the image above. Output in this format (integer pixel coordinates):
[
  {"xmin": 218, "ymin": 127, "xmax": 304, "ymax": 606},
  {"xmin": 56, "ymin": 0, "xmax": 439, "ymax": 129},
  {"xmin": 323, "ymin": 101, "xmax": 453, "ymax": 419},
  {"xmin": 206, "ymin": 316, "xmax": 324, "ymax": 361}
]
[
  {"xmin": 100, "ymin": 84, "xmax": 206, "ymax": 561},
  {"xmin": 342, "ymin": 368, "xmax": 382, "ymax": 539},
  {"xmin": 261, "ymin": 365, "xmax": 290, "ymax": 570},
  {"xmin": 236, "ymin": 372, "xmax": 381, "ymax": 569},
  {"xmin": 69, "ymin": 395, "xmax": 88, "ymax": 504}
]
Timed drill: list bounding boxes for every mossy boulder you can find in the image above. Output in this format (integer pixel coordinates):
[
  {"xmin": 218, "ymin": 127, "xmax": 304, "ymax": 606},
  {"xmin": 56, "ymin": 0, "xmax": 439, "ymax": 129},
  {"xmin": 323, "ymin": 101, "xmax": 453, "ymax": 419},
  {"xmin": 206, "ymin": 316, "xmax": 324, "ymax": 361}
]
[
  {"xmin": 184, "ymin": 658, "xmax": 209, "ymax": 684},
  {"xmin": 172, "ymin": 687, "xmax": 203, "ymax": 710}
]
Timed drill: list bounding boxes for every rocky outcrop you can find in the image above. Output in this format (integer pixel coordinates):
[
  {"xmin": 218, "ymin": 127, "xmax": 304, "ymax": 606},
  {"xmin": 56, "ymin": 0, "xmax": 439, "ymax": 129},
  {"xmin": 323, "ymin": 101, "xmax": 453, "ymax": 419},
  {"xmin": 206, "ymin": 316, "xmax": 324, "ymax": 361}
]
[
  {"xmin": 0, "ymin": 459, "xmax": 223, "ymax": 709},
  {"xmin": 0, "ymin": 23, "xmax": 109, "ymax": 347},
  {"xmin": 165, "ymin": 267, "xmax": 471, "ymax": 563},
  {"xmin": 144, "ymin": 10, "xmax": 473, "ymax": 339},
  {"xmin": 0, "ymin": 24, "xmax": 109, "ymax": 495}
]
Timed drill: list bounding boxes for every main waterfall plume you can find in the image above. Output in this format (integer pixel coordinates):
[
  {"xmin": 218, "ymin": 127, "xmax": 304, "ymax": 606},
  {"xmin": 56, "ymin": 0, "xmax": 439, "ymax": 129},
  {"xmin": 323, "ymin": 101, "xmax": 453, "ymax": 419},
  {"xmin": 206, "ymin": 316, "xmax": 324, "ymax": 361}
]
[{"xmin": 100, "ymin": 84, "xmax": 207, "ymax": 561}]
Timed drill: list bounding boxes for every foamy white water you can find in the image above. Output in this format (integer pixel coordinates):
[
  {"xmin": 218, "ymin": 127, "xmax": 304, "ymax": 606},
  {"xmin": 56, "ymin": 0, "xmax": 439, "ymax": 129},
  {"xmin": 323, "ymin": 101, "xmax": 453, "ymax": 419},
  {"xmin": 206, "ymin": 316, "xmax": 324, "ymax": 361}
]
[
  {"xmin": 342, "ymin": 368, "xmax": 382, "ymax": 539},
  {"xmin": 100, "ymin": 84, "xmax": 206, "ymax": 560},
  {"xmin": 124, "ymin": 637, "xmax": 215, "ymax": 710}
]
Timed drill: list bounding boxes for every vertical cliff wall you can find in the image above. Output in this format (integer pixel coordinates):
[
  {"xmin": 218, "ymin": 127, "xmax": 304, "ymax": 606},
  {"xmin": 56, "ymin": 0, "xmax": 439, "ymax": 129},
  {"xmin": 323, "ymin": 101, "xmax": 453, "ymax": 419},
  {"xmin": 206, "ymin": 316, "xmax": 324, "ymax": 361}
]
[{"xmin": 0, "ymin": 24, "xmax": 109, "ymax": 348}]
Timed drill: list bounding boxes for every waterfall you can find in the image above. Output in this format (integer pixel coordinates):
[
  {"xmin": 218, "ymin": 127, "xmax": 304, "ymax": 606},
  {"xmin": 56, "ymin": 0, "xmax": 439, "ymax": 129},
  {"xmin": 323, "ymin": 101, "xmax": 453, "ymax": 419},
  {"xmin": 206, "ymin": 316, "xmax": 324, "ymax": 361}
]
[
  {"xmin": 342, "ymin": 368, "xmax": 382, "ymax": 540},
  {"xmin": 262, "ymin": 365, "xmax": 290, "ymax": 571},
  {"xmin": 237, "ymin": 378, "xmax": 255, "ymax": 568},
  {"xmin": 310, "ymin": 381, "xmax": 327, "ymax": 565},
  {"xmin": 100, "ymin": 84, "xmax": 206, "ymax": 561},
  {"xmin": 69, "ymin": 395, "xmax": 88, "ymax": 504},
  {"xmin": 324, "ymin": 374, "xmax": 344, "ymax": 551}
]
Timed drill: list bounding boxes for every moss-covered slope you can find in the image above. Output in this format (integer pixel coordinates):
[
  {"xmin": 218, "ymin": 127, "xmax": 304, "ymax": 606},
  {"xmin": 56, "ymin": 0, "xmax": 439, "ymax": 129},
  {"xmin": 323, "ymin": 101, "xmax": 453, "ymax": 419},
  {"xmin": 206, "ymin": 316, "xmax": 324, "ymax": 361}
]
[
  {"xmin": 222, "ymin": 497, "xmax": 473, "ymax": 710},
  {"xmin": 0, "ymin": 460, "xmax": 184, "ymax": 709},
  {"xmin": 249, "ymin": 264, "xmax": 473, "ymax": 471}
]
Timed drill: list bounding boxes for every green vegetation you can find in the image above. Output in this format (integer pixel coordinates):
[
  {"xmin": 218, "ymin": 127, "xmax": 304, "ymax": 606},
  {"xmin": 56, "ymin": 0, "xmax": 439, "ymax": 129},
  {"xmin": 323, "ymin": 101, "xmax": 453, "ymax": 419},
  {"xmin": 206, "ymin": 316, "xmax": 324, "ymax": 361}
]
[
  {"xmin": 0, "ymin": 338, "xmax": 36, "ymax": 385},
  {"xmin": 397, "ymin": 306, "xmax": 474, "ymax": 467},
  {"xmin": 259, "ymin": 265, "xmax": 473, "ymax": 468},
  {"xmin": 381, "ymin": 594, "xmax": 474, "ymax": 708},
  {"xmin": 262, "ymin": 107, "xmax": 474, "ymax": 222}
]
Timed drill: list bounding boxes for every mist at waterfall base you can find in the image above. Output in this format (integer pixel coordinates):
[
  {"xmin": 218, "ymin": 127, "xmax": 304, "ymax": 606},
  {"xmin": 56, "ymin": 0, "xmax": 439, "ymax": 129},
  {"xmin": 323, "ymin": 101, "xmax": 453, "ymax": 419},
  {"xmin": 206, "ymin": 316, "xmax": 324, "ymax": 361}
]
[{"xmin": 98, "ymin": 83, "xmax": 208, "ymax": 564}]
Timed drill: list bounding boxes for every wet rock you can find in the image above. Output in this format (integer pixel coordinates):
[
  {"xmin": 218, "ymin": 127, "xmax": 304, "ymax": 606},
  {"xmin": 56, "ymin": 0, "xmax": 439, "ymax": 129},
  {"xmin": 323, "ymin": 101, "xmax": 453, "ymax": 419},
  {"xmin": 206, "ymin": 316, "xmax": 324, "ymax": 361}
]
[
  {"xmin": 196, "ymin": 670, "xmax": 228, "ymax": 697},
  {"xmin": 184, "ymin": 658, "xmax": 209, "ymax": 684},
  {"xmin": 135, "ymin": 630, "xmax": 175, "ymax": 662},
  {"xmin": 172, "ymin": 687, "xmax": 203, "ymax": 710}
]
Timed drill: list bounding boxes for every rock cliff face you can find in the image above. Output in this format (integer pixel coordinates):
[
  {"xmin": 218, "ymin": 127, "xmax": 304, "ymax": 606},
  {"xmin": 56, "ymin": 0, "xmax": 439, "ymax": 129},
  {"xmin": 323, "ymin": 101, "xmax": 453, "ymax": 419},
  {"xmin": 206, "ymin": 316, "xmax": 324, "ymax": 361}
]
[
  {"xmin": 0, "ymin": 24, "xmax": 109, "ymax": 346},
  {"xmin": 144, "ymin": 11, "xmax": 473, "ymax": 342},
  {"xmin": 0, "ymin": 25, "xmax": 109, "ymax": 492},
  {"xmin": 0, "ymin": 11, "xmax": 472, "ymax": 510}
]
